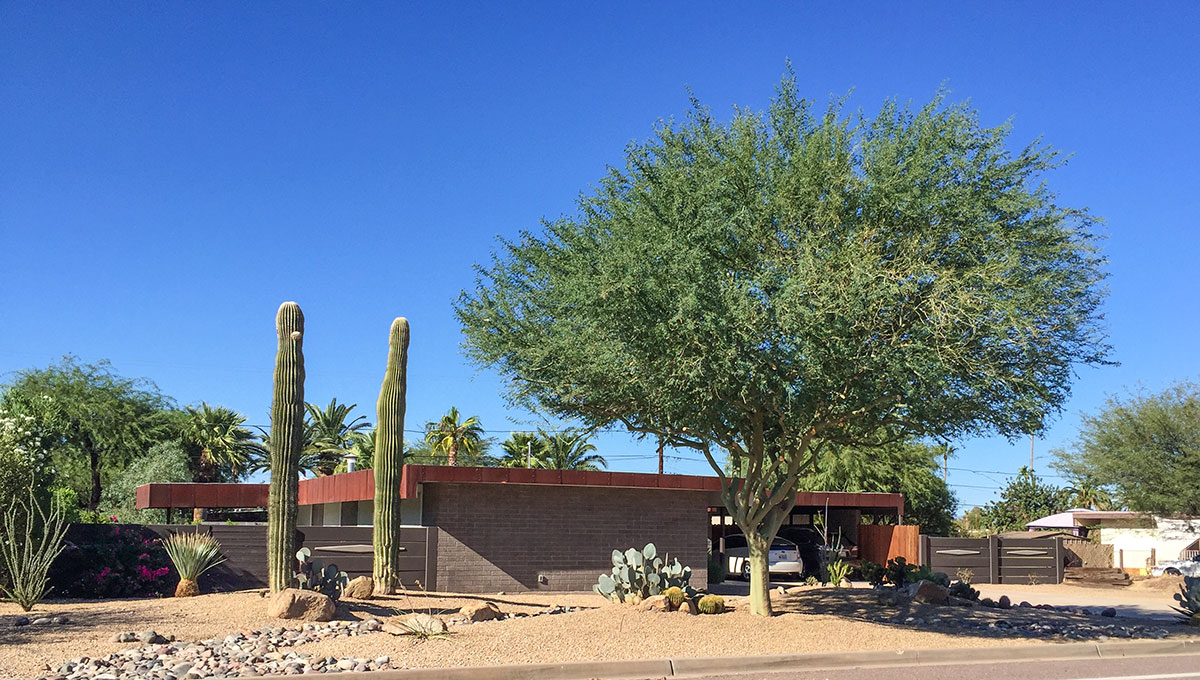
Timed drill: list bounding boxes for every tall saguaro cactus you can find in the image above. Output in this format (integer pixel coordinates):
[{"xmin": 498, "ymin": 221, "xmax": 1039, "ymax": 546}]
[
  {"xmin": 372, "ymin": 317, "xmax": 409, "ymax": 594},
  {"xmin": 268, "ymin": 302, "xmax": 305, "ymax": 593}
]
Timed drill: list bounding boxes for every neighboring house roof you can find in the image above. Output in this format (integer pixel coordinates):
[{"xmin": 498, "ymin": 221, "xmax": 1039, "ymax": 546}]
[{"xmin": 1025, "ymin": 508, "xmax": 1152, "ymax": 530}]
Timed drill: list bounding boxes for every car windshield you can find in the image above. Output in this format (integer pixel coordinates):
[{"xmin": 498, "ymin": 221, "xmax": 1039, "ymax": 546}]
[{"xmin": 771, "ymin": 539, "xmax": 796, "ymax": 549}]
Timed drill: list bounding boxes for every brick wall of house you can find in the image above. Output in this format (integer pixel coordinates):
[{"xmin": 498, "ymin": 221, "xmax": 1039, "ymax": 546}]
[{"xmin": 423, "ymin": 482, "xmax": 710, "ymax": 592}]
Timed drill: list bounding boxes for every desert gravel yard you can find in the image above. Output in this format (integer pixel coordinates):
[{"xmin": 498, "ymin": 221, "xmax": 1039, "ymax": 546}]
[{"xmin": 2, "ymin": 587, "xmax": 1195, "ymax": 679}]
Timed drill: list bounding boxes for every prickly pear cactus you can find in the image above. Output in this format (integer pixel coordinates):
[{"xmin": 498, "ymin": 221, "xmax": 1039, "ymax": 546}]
[{"xmin": 593, "ymin": 543, "xmax": 697, "ymax": 603}]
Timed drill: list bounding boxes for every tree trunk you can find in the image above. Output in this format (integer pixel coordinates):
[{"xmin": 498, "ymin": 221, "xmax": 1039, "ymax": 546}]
[
  {"xmin": 88, "ymin": 446, "xmax": 101, "ymax": 511},
  {"xmin": 746, "ymin": 530, "xmax": 773, "ymax": 616},
  {"xmin": 447, "ymin": 440, "xmax": 458, "ymax": 467}
]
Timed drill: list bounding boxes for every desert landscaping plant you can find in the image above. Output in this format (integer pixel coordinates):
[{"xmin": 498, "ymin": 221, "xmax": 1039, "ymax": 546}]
[
  {"xmin": 163, "ymin": 531, "xmax": 226, "ymax": 597},
  {"xmin": 825, "ymin": 559, "xmax": 852, "ymax": 587},
  {"xmin": 860, "ymin": 560, "xmax": 885, "ymax": 587},
  {"xmin": 955, "ymin": 567, "xmax": 975, "ymax": 585},
  {"xmin": 697, "ymin": 594, "xmax": 726, "ymax": 614},
  {"xmin": 1172, "ymin": 576, "xmax": 1200, "ymax": 624},
  {"xmin": 268, "ymin": 302, "xmax": 306, "ymax": 593},
  {"xmin": 593, "ymin": 543, "xmax": 695, "ymax": 603},
  {"xmin": 949, "ymin": 580, "xmax": 980, "ymax": 601},
  {"xmin": 373, "ymin": 318, "xmax": 409, "ymax": 595},
  {"xmin": 294, "ymin": 547, "xmax": 349, "ymax": 602},
  {"xmin": 0, "ymin": 490, "xmax": 68, "ymax": 611}
]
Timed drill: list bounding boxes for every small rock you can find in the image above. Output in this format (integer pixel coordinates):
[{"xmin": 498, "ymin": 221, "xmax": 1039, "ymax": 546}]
[
  {"xmin": 980, "ymin": 597, "xmax": 996, "ymax": 607},
  {"xmin": 51, "ymin": 615, "xmax": 69, "ymax": 624},
  {"xmin": 998, "ymin": 595, "xmax": 1012, "ymax": 609},
  {"xmin": 640, "ymin": 594, "xmax": 671, "ymax": 613},
  {"xmin": 1018, "ymin": 601, "xmax": 1032, "ymax": 608},
  {"xmin": 32, "ymin": 617, "xmax": 53, "ymax": 625},
  {"xmin": 1101, "ymin": 607, "xmax": 1117, "ymax": 617},
  {"xmin": 13, "ymin": 616, "xmax": 30, "ymax": 627},
  {"xmin": 171, "ymin": 663, "xmax": 193, "ymax": 677},
  {"xmin": 137, "ymin": 630, "xmax": 168, "ymax": 644},
  {"xmin": 678, "ymin": 599, "xmax": 695, "ymax": 615},
  {"xmin": 910, "ymin": 581, "xmax": 950, "ymax": 605},
  {"xmin": 336, "ymin": 659, "xmax": 355, "ymax": 671}
]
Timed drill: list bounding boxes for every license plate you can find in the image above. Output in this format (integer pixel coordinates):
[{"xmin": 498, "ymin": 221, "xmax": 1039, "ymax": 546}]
[{"xmin": 770, "ymin": 551, "xmax": 785, "ymax": 560}]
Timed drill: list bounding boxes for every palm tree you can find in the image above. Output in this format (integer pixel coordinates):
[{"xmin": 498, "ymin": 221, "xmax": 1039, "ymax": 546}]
[
  {"xmin": 249, "ymin": 425, "xmax": 321, "ymax": 478},
  {"xmin": 424, "ymin": 407, "xmax": 485, "ymax": 467},
  {"xmin": 306, "ymin": 399, "xmax": 371, "ymax": 476},
  {"xmin": 1065, "ymin": 476, "xmax": 1115, "ymax": 511},
  {"xmin": 538, "ymin": 429, "xmax": 606, "ymax": 471},
  {"xmin": 333, "ymin": 429, "xmax": 375, "ymax": 473},
  {"xmin": 183, "ymin": 403, "xmax": 263, "ymax": 482},
  {"xmin": 182, "ymin": 403, "xmax": 265, "ymax": 520},
  {"xmin": 499, "ymin": 431, "xmax": 545, "ymax": 468}
]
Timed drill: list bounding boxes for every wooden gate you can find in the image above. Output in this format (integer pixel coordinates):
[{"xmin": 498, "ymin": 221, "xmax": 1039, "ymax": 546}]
[
  {"xmin": 858, "ymin": 525, "xmax": 920, "ymax": 565},
  {"xmin": 921, "ymin": 535, "xmax": 1064, "ymax": 584}
]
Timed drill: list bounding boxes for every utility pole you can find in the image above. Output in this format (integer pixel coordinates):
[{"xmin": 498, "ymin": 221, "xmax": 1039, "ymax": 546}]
[
  {"xmin": 527, "ymin": 440, "xmax": 533, "ymax": 468},
  {"xmin": 657, "ymin": 437, "xmax": 664, "ymax": 475},
  {"xmin": 1030, "ymin": 434, "xmax": 1035, "ymax": 471},
  {"xmin": 943, "ymin": 443, "xmax": 949, "ymax": 482}
]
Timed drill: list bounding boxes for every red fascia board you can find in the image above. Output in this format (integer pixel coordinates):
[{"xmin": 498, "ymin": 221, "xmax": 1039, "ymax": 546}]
[{"xmin": 135, "ymin": 466, "xmax": 903, "ymax": 513}]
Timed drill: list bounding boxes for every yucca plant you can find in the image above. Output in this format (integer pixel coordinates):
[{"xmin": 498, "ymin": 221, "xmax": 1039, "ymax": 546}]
[
  {"xmin": 163, "ymin": 532, "xmax": 226, "ymax": 597},
  {"xmin": 0, "ymin": 490, "xmax": 68, "ymax": 611}
]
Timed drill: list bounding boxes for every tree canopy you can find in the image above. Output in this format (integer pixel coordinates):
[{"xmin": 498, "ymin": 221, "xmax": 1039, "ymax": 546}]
[
  {"xmin": 977, "ymin": 467, "xmax": 1067, "ymax": 532},
  {"xmin": 456, "ymin": 71, "xmax": 1111, "ymax": 615},
  {"xmin": 0, "ymin": 357, "xmax": 178, "ymax": 509},
  {"xmin": 1054, "ymin": 381, "xmax": 1200, "ymax": 516},
  {"xmin": 803, "ymin": 438, "xmax": 957, "ymax": 535}
]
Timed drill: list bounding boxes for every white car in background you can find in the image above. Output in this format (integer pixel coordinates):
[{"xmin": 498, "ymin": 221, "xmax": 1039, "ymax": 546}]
[
  {"xmin": 721, "ymin": 534, "xmax": 805, "ymax": 580},
  {"xmin": 1150, "ymin": 554, "xmax": 1200, "ymax": 578}
]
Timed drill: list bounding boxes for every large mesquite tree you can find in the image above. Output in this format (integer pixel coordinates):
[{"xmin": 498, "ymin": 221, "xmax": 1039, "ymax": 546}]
[{"xmin": 456, "ymin": 74, "xmax": 1111, "ymax": 616}]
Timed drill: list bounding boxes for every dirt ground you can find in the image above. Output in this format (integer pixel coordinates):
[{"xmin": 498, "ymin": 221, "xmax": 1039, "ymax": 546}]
[{"xmin": 2, "ymin": 586, "xmax": 1194, "ymax": 679}]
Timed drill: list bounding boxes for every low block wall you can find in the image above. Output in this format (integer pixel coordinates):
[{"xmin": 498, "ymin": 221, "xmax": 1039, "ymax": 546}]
[{"xmin": 423, "ymin": 483, "xmax": 709, "ymax": 592}]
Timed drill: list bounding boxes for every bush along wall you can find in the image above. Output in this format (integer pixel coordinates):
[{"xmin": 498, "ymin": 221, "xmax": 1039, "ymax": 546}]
[{"xmin": 50, "ymin": 524, "xmax": 173, "ymax": 598}]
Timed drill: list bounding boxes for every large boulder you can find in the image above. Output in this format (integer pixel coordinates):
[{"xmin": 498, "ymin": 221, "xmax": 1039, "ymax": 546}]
[
  {"xmin": 908, "ymin": 580, "xmax": 950, "ymax": 605},
  {"xmin": 384, "ymin": 613, "xmax": 447, "ymax": 635},
  {"xmin": 343, "ymin": 576, "xmax": 374, "ymax": 600},
  {"xmin": 460, "ymin": 601, "xmax": 503, "ymax": 622},
  {"xmin": 266, "ymin": 588, "xmax": 336, "ymax": 621}
]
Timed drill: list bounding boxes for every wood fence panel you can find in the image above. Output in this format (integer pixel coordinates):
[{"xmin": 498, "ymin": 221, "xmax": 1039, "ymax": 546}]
[
  {"xmin": 859, "ymin": 525, "xmax": 920, "ymax": 565},
  {"xmin": 923, "ymin": 537, "xmax": 992, "ymax": 583},
  {"xmin": 1063, "ymin": 539, "xmax": 1114, "ymax": 568}
]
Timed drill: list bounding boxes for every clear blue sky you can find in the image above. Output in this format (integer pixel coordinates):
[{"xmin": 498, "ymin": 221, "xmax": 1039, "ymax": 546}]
[{"xmin": 2, "ymin": 2, "xmax": 1198, "ymax": 512}]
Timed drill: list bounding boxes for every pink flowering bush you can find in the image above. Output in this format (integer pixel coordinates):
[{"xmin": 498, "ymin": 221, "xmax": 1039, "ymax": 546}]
[{"xmin": 50, "ymin": 525, "xmax": 172, "ymax": 598}]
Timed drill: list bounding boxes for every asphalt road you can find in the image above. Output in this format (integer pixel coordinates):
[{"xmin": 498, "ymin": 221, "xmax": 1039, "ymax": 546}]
[{"xmin": 679, "ymin": 653, "xmax": 1200, "ymax": 680}]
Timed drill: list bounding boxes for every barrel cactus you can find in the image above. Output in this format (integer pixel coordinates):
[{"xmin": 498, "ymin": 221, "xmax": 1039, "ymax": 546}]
[
  {"xmin": 697, "ymin": 594, "xmax": 726, "ymax": 615},
  {"xmin": 372, "ymin": 317, "xmax": 409, "ymax": 595},
  {"xmin": 663, "ymin": 586, "xmax": 685, "ymax": 608},
  {"xmin": 267, "ymin": 302, "xmax": 305, "ymax": 593}
]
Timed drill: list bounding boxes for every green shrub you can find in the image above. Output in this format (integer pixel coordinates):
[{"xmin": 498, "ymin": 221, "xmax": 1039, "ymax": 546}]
[
  {"xmin": 697, "ymin": 594, "xmax": 725, "ymax": 614},
  {"xmin": 100, "ymin": 441, "xmax": 193, "ymax": 524},
  {"xmin": 0, "ymin": 489, "xmax": 68, "ymax": 611},
  {"xmin": 860, "ymin": 560, "xmax": 885, "ymax": 587},
  {"xmin": 804, "ymin": 575, "xmax": 820, "ymax": 587},
  {"xmin": 885, "ymin": 557, "xmax": 918, "ymax": 587},
  {"xmin": 949, "ymin": 580, "xmax": 979, "ymax": 601}
]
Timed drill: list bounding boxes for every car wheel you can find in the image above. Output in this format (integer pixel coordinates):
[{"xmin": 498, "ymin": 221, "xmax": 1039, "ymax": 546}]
[
  {"xmin": 1165, "ymin": 568, "xmax": 1181, "ymax": 576},
  {"xmin": 741, "ymin": 559, "xmax": 752, "ymax": 581}
]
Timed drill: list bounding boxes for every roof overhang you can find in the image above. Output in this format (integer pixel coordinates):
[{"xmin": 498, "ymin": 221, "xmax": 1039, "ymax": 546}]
[{"xmin": 135, "ymin": 465, "xmax": 904, "ymax": 516}]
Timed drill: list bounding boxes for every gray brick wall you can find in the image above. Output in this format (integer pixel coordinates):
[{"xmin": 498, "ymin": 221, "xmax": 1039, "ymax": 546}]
[{"xmin": 424, "ymin": 483, "xmax": 709, "ymax": 593}]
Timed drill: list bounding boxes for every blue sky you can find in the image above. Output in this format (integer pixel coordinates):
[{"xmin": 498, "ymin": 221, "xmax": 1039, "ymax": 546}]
[{"xmin": 2, "ymin": 2, "xmax": 1198, "ymax": 512}]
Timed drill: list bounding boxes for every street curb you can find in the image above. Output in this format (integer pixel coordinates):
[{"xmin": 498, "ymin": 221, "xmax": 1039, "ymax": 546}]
[{"xmin": 259, "ymin": 638, "xmax": 1200, "ymax": 680}]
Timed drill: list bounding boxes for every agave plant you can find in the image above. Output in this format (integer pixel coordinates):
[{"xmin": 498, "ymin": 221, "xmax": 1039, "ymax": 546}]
[
  {"xmin": 1172, "ymin": 576, "xmax": 1200, "ymax": 625},
  {"xmin": 163, "ymin": 532, "xmax": 226, "ymax": 597}
]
